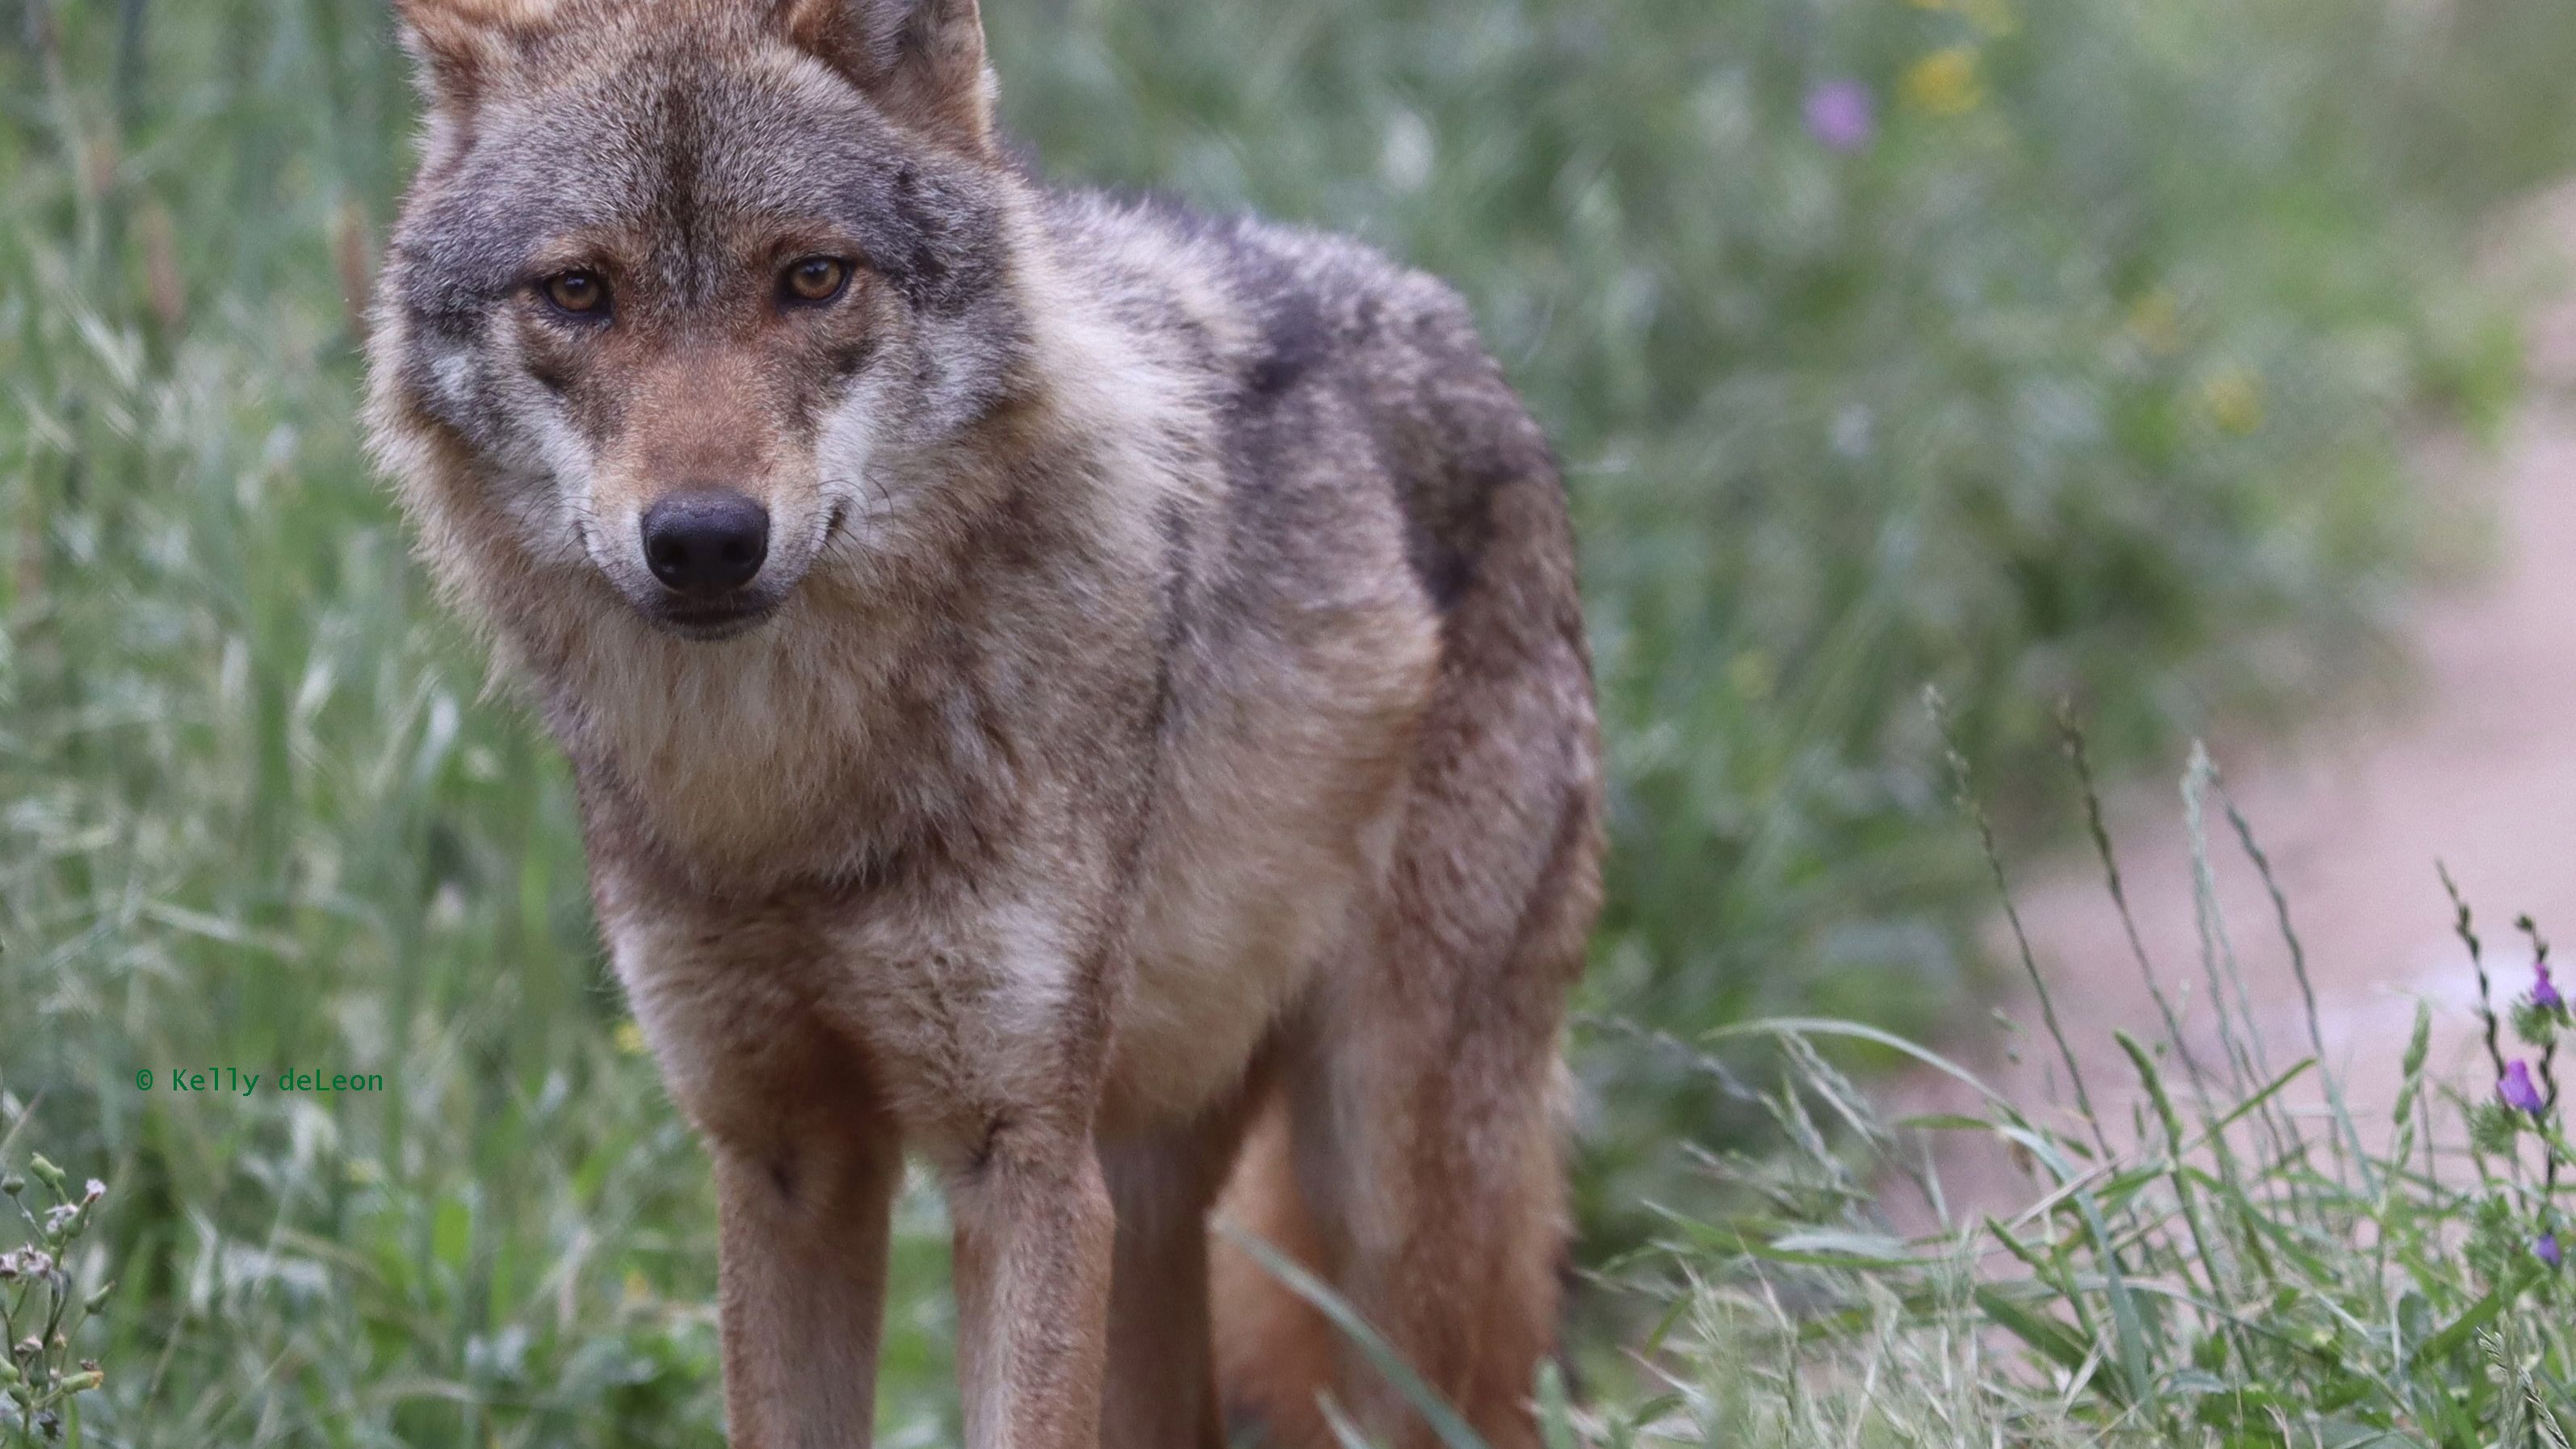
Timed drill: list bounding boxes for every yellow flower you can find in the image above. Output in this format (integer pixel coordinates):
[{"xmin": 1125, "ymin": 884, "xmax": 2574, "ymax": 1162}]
[
  {"xmin": 614, "ymin": 1020, "xmax": 648, "ymax": 1056},
  {"xmin": 2200, "ymin": 368, "xmax": 2266, "ymax": 435},
  {"xmin": 1959, "ymin": 0, "xmax": 2018, "ymax": 36},
  {"xmin": 1908, "ymin": 0, "xmax": 2016, "ymax": 33},
  {"xmin": 1903, "ymin": 47, "xmax": 1985, "ymax": 117},
  {"xmin": 2126, "ymin": 288, "xmax": 2181, "ymax": 357}
]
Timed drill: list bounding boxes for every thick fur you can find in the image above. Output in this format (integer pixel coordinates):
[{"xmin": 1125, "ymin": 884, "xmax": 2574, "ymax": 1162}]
[{"xmin": 366, "ymin": 2, "xmax": 1601, "ymax": 1445}]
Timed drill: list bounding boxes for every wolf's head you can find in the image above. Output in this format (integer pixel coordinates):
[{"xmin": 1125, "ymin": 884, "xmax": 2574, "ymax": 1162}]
[{"xmin": 371, "ymin": 0, "xmax": 1027, "ymax": 641}]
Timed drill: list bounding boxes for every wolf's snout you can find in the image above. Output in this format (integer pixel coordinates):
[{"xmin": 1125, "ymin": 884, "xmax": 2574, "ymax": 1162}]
[{"xmin": 641, "ymin": 489, "xmax": 770, "ymax": 596}]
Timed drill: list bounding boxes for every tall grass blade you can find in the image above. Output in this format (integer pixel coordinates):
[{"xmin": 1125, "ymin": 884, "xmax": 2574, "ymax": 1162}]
[{"xmin": 1216, "ymin": 1219, "xmax": 1490, "ymax": 1449}]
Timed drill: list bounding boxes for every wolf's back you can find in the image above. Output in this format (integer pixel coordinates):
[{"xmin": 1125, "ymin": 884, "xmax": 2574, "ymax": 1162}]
[{"xmin": 1040, "ymin": 189, "xmax": 1582, "ymax": 675}]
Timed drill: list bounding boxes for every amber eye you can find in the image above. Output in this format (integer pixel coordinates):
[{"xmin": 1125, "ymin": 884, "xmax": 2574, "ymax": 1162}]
[
  {"xmin": 542, "ymin": 270, "xmax": 609, "ymax": 317},
  {"xmin": 782, "ymin": 256, "xmax": 849, "ymax": 304}
]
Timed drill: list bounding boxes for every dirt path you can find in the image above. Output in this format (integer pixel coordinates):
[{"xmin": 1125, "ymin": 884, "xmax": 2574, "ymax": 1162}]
[{"xmin": 1907, "ymin": 208, "xmax": 2576, "ymax": 1203}]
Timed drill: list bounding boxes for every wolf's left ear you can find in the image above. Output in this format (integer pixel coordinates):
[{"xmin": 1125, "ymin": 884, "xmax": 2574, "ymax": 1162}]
[
  {"xmin": 393, "ymin": 0, "xmax": 560, "ymax": 111},
  {"xmin": 777, "ymin": 0, "xmax": 996, "ymax": 159}
]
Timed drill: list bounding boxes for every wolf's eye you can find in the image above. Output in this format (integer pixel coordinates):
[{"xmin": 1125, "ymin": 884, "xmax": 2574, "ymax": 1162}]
[
  {"xmin": 781, "ymin": 257, "xmax": 850, "ymax": 305},
  {"xmin": 542, "ymin": 271, "xmax": 609, "ymax": 317}
]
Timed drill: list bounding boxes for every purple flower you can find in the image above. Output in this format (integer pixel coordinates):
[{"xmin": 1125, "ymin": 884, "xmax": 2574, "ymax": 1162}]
[
  {"xmin": 2501, "ymin": 1059, "xmax": 2546, "ymax": 1114},
  {"xmin": 2536, "ymin": 961, "xmax": 2563, "ymax": 1012},
  {"xmin": 2540, "ymin": 1232, "xmax": 2565, "ymax": 1269},
  {"xmin": 1804, "ymin": 81, "xmax": 1877, "ymax": 153}
]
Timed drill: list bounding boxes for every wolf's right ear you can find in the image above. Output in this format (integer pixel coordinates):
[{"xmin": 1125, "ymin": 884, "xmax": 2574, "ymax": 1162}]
[
  {"xmin": 393, "ymin": 0, "xmax": 560, "ymax": 111},
  {"xmin": 776, "ymin": 0, "xmax": 996, "ymax": 160}
]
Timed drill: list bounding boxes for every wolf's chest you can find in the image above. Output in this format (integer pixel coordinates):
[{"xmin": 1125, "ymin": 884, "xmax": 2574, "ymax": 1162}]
[{"xmin": 554, "ymin": 616, "xmax": 922, "ymax": 885}]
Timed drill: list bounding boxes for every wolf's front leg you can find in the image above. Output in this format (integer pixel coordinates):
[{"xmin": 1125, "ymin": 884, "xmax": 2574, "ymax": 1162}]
[
  {"xmin": 712, "ymin": 1121, "xmax": 901, "ymax": 1448},
  {"xmin": 946, "ymin": 1115, "xmax": 1118, "ymax": 1449},
  {"xmin": 600, "ymin": 884, "xmax": 908, "ymax": 1447}
]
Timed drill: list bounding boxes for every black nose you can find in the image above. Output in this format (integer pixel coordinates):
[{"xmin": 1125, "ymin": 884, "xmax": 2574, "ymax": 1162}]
[{"xmin": 640, "ymin": 489, "xmax": 770, "ymax": 596}]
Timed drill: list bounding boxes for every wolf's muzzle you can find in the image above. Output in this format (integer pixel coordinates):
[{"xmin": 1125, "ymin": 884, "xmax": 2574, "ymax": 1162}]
[{"xmin": 643, "ymin": 489, "xmax": 770, "ymax": 597}]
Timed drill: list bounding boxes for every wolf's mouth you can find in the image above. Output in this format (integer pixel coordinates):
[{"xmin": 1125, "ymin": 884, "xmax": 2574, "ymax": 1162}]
[{"xmin": 648, "ymin": 598, "xmax": 780, "ymax": 642}]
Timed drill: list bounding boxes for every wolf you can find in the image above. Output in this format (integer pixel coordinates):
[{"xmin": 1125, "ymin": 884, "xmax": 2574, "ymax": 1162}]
[{"xmin": 365, "ymin": 1, "xmax": 1602, "ymax": 1443}]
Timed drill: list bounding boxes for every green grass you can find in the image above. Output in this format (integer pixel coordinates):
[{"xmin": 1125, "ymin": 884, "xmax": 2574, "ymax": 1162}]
[
  {"xmin": 1560, "ymin": 740, "xmax": 2574, "ymax": 1447},
  {"xmin": 7, "ymin": 0, "xmax": 2576, "ymax": 1440}
]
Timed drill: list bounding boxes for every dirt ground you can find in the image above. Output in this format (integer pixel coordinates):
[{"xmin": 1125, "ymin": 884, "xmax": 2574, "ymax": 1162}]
[{"xmin": 1904, "ymin": 204, "xmax": 2576, "ymax": 1208}]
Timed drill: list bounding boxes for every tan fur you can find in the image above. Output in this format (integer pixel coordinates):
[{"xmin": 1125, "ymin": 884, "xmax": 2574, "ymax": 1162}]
[
  {"xmin": 779, "ymin": 0, "xmax": 996, "ymax": 157},
  {"xmin": 391, "ymin": 0, "xmax": 562, "ymax": 108},
  {"xmin": 368, "ymin": 2, "xmax": 1602, "ymax": 1445}
]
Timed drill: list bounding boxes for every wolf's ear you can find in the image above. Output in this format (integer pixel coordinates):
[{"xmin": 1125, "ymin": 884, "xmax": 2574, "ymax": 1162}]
[
  {"xmin": 393, "ymin": 0, "xmax": 560, "ymax": 111},
  {"xmin": 776, "ymin": 0, "xmax": 996, "ymax": 159}
]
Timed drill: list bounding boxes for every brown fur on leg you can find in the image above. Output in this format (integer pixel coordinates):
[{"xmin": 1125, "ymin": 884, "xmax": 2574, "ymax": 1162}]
[
  {"xmin": 1280, "ymin": 1018, "xmax": 1577, "ymax": 1449},
  {"xmin": 949, "ymin": 1124, "xmax": 1119, "ymax": 1449},
  {"xmin": 1210, "ymin": 1093, "xmax": 1339, "ymax": 1447},
  {"xmin": 1213, "ymin": 1023, "xmax": 1578, "ymax": 1449},
  {"xmin": 707, "ymin": 1113, "xmax": 904, "ymax": 1448},
  {"xmin": 1244, "ymin": 466, "xmax": 1601, "ymax": 1449},
  {"xmin": 1101, "ymin": 1081, "xmax": 1268, "ymax": 1449}
]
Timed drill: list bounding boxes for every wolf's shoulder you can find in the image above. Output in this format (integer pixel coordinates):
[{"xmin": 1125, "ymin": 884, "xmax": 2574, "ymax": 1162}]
[
  {"xmin": 1035, "ymin": 187, "xmax": 1499, "ymax": 402},
  {"xmin": 1038, "ymin": 187, "xmax": 1559, "ymax": 616}
]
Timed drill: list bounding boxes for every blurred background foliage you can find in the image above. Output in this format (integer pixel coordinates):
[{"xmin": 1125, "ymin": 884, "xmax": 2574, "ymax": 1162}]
[{"xmin": 5, "ymin": 0, "xmax": 2576, "ymax": 1439}]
